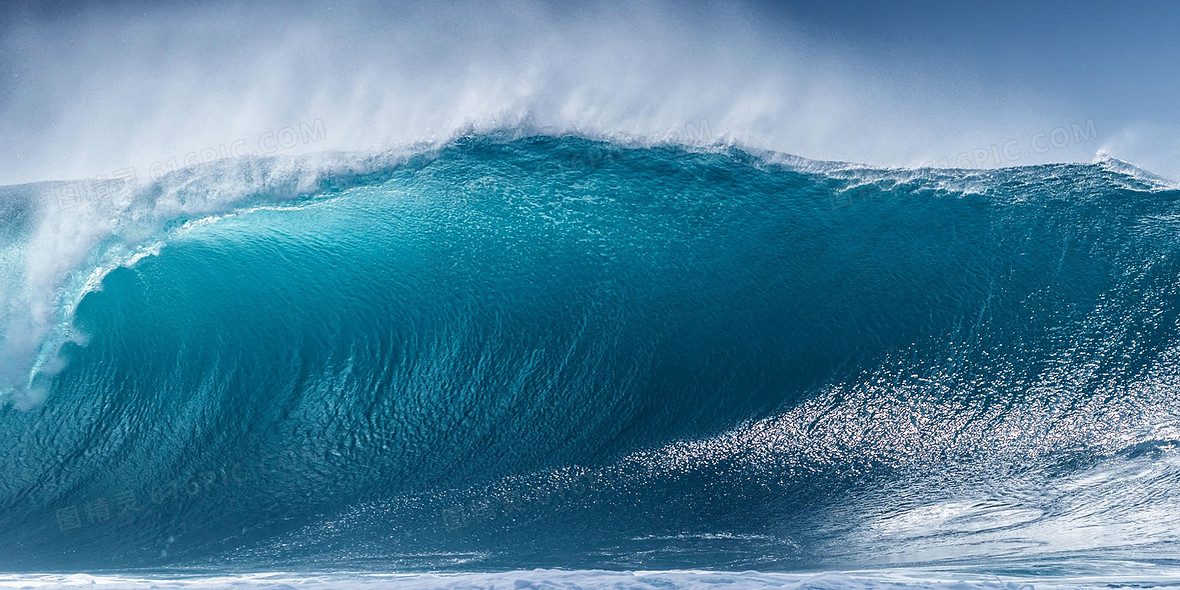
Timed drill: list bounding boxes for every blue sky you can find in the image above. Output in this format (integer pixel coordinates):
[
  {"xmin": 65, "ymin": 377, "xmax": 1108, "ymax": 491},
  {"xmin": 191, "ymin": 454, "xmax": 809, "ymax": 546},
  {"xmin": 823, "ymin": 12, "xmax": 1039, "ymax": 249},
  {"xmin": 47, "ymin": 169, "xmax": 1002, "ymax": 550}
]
[
  {"xmin": 771, "ymin": 0, "xmax": 1179, "ymax": 125},
  {"xmin": 0, "ymin": 0, "xmax": 1177, "ymax": 183},
  {"xmin": 771, "ymin": 0, "xmax": 1180, "ymax": 174}
]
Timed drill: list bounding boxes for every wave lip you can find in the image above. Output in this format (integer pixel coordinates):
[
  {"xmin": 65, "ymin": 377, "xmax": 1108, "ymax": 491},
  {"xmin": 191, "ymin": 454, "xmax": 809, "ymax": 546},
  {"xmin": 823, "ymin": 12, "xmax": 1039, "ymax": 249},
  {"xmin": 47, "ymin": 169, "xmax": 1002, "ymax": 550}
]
[
  {"xmin": 0, "ymin": 147, "xmax": 428, "ymax": 404},
  {"xmin": 1093, "ymin": 152, "xmax": 1180, "ymax": 189}
]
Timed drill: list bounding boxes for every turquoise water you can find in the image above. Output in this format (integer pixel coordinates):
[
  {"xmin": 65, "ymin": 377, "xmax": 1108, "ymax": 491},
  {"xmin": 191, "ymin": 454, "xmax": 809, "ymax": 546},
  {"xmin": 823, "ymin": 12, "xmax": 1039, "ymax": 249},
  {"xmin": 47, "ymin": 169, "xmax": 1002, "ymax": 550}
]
[{"xmin": 1, "ymin": 136, "xmax": 1179, "ymax": 582}]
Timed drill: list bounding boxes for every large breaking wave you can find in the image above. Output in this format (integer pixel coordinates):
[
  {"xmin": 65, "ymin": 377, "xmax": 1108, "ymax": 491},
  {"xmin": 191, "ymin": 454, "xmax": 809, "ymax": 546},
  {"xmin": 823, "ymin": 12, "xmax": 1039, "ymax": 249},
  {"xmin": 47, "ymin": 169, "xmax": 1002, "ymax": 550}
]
[{"xmin": 1, "ymin": 134, "xmax": 1180, "ymax": 578}]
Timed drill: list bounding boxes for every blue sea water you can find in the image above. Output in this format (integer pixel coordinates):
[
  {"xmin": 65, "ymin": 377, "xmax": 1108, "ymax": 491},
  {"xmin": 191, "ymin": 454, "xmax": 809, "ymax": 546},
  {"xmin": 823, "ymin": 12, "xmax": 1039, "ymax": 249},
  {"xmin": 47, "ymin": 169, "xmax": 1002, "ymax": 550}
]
[{"xmin": 2, "ymin": 135, "xmax": 1180, "ymax": 587}]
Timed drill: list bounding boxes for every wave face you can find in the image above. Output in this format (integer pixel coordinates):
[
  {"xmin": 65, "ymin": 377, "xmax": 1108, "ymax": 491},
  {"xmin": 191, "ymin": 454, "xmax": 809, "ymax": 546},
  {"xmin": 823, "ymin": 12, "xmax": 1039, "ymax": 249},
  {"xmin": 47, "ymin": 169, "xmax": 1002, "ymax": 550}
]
[{"xmin": 2, "ymin": 135, "xmax": 1180, "ymax": 574}]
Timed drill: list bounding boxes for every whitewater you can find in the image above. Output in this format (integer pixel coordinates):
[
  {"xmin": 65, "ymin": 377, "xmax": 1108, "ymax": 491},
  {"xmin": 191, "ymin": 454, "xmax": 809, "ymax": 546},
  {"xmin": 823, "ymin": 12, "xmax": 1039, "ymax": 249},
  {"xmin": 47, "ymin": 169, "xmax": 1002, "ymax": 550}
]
[{"xmin": 0, "ymin": 131, "xmax": 1179, "ymax": 588}]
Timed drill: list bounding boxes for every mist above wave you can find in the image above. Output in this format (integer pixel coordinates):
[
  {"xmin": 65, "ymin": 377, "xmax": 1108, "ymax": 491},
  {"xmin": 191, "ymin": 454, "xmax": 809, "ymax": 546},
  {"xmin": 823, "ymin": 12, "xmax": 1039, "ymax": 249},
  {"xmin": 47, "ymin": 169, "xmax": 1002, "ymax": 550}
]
[{"xmin": 1, "ymin": 0, "xmax": 1148, "ymax": 188}]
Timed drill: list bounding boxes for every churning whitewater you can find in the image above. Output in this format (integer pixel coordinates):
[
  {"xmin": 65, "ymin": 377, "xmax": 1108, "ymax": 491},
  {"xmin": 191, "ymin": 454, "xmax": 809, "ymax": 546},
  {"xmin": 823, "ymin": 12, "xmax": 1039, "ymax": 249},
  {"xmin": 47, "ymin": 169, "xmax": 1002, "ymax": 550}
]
[{"xmin": 1, "ymin": 135, "xmax": 1180, "ymax": 577}]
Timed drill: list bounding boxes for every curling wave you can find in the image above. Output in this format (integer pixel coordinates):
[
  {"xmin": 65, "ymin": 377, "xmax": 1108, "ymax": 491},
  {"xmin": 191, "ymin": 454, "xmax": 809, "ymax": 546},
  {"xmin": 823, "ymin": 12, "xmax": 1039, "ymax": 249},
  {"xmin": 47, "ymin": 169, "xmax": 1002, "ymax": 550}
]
[{"xmin": 1, "ymin": 134, "xmax": 1179, "ymax": 575}]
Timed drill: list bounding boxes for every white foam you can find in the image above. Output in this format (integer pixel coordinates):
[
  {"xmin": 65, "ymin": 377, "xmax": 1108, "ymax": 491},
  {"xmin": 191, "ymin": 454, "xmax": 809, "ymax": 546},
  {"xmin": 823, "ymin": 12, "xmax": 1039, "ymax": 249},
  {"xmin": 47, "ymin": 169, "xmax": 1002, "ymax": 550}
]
[{"xmin": 1, "ymin": 568, "xmax": 1178, "ymax": 589}]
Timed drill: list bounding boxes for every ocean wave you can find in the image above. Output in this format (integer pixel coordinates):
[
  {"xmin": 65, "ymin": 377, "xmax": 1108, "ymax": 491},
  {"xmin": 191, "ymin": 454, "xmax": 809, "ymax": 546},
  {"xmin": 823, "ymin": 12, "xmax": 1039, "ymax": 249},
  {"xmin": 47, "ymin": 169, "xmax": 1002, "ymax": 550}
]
[{"xmin": 1, "ymin": 134, "xmax": 1179, "ymax": 573}]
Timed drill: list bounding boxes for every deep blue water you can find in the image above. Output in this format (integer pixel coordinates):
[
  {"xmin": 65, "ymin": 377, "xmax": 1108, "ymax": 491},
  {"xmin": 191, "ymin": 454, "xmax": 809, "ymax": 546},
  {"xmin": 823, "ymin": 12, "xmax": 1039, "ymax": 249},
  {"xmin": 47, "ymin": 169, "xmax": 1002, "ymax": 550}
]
[{"xmin": 1, "ymin": 136, "xmax": 1180, "ymax": 579}]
